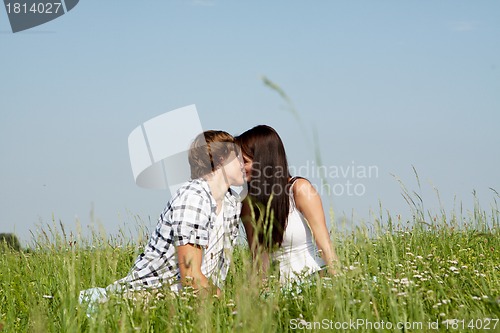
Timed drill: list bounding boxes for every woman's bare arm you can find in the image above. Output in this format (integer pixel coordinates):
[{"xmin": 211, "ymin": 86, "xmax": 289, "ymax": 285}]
[{"xmin": 293, "ymin": 179, "xmax": 339, "ymax": 275}]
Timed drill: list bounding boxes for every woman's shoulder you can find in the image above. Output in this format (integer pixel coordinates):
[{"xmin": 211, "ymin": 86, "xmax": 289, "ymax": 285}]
[
  {"xmin": 290, "ymin": 176, "xmax": 312, "ymax": 192},
  {"xmin": 290, "ymin": 177, "xmax": 319, "ymax": 205}
]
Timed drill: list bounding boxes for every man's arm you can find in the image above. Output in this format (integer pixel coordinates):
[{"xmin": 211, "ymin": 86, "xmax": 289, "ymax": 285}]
[{"xmin": 177, "ymin": 243, "xmax": 220, "ymax": 296}]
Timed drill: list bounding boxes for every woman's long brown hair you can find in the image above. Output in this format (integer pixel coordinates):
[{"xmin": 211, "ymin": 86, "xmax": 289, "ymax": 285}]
[{"xmin": 236, "ymin": 125, "xmax": 291, "ymax": 248}]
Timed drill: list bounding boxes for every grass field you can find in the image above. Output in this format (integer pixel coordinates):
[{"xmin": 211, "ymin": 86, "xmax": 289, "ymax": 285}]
[{"xmin": 1, "ymin": 197, "xmax": 499, "ymax": 332}]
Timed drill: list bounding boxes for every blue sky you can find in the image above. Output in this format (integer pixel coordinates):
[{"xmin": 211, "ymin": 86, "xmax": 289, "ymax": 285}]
[{"xmin": 1, "ymin": 1, "xmax": 499, "ymax": 245}]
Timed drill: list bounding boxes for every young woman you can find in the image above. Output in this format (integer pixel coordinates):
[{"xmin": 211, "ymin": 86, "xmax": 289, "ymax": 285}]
[
  {"xmin": 236, "ymin": 125, "xmax": 338, "ymax": 285},
  {"xmin": 80, "ymin": 130, "xmax": 245, "ymax": 309}
]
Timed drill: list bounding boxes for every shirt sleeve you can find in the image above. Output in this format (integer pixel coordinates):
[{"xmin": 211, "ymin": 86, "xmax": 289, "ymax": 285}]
[{"xmin": 170, "ymin": 191, "xmax": 211, "ymax": 248}]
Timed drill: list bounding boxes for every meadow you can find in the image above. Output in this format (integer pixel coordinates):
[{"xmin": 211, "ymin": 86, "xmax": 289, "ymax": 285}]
[{"xmin": 1, "ymin": 192, "xmax": 499, "ymax": 333}]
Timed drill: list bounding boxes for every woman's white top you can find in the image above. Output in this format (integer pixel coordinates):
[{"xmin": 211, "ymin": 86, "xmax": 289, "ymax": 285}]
[{"xmin": 271, "ymin": 181, "xmax": 325, "ymax": 284}]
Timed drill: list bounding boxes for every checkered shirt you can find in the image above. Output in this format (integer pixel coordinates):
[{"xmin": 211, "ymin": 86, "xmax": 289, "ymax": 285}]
[{"xmin": 114, "ymin": 178, "xmax": 241, "ymax": 291}]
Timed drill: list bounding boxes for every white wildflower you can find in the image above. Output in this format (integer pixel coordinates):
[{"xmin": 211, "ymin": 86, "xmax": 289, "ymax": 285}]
[{"xmin": 433, "ymin": 303, "xmax": 442, "ymax": 308}]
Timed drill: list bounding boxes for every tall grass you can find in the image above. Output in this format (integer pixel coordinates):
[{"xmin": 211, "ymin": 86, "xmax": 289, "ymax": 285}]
[
  {"xmin": 3, "ymin": 79, "xmax": 500, "ymax": 331},
  {"xmin": 1, "ymin": 194, "xmax": 499, "ymax": 332}
]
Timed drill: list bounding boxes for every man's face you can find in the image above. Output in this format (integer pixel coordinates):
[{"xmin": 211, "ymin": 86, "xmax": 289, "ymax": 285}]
[{"xmin": 222, "ymin": 150, "xmax": 245, "ymax": 187}]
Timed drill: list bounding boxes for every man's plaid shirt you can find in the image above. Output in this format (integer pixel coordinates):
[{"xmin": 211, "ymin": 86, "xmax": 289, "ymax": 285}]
[{"xmin": 115, "ymin": 178, "xmax": 241, "ymax": 291}]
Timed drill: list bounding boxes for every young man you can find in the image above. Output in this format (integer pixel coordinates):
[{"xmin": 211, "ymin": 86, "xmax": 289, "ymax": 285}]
[
  {"xmin": 80, "ymin": 130, "xmax": 245, "ymax": 308},
  {"xmin": 115, "ymin": 130, "xmax": 245, "ymax": 295}
]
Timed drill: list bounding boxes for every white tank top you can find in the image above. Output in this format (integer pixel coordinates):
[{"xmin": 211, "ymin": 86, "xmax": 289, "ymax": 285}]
[{"xmin": 271, "ymin": 180, "xmax": 325, "ymax": 284}]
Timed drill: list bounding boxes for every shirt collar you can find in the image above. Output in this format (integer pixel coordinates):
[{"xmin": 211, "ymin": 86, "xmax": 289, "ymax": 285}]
[{"xmin": 194, "ymin": 177, "xmax": 237, "ymax": 210}]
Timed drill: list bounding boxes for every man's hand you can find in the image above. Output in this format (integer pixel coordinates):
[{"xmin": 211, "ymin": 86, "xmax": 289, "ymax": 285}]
[{"xmin": 177, "ymin": 244, "xmax": 219, "ymax": 296}]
